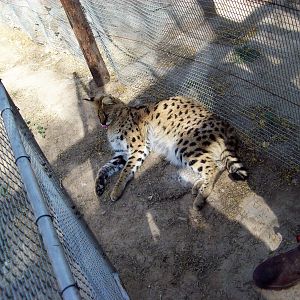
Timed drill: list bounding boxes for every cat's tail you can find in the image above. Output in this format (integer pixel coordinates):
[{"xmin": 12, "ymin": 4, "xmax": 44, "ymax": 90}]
[{"xmin": 220, "ymin": 125, "xmax": 248, "ymax": 181}]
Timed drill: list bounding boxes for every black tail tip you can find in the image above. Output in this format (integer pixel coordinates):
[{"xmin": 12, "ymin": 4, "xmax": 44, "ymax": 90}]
[{"xmin": 229, "ymin": 168, "xmax": 248, "ymax": 181}]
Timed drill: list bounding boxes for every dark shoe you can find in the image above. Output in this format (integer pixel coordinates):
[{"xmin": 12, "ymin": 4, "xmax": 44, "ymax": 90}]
[{"xmin": 253, "ymin": 245, "xmax": 300, "ymax": 289}]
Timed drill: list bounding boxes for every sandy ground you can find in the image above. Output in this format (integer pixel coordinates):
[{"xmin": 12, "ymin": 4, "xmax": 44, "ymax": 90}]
[{"xmin": 1, "ymin": 24, "xmax": 300, "ymax": 300}]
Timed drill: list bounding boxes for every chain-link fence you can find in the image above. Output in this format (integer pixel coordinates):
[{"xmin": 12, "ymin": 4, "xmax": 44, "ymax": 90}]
[
  {"xmin": 0, "ymin": 84, "xmax": 129, "ymax": 299},
  {"xmin": 1, "ymin": 0, "xmax": 299, "ymax": 167}
]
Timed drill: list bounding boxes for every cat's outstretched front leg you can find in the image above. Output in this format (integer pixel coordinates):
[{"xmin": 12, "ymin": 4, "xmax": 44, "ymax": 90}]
[
  {"xmin": 110, "ymin": 145, "xmax": 149, "ymax": 201},
  {"xmin": 95, "ymin": 155, "xmax": 126, "ymax": 197}
]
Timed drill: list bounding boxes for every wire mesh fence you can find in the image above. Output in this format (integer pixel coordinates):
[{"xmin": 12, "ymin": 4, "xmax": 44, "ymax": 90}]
[
  {"xmin": 0, "ymin": 117, "xmax": 61, "ymax": 299},
  {"xmin": 0, "ymin": 0, "xmax": 299, "ymax": 167},
  {"xmin": 0, "ymin": 88, "xmax": 129, "ymax": 299}
]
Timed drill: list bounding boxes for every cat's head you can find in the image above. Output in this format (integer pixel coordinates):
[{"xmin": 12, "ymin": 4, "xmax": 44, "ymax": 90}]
[{"xmin": 84, "ymin": 92, "xmax": 125, "ymax": 128}]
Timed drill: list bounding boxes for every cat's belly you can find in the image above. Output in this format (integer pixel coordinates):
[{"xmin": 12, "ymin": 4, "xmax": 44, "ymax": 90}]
[{"xmin": 148, "ymin": 129, "xmax": 182, "ymax": 166}]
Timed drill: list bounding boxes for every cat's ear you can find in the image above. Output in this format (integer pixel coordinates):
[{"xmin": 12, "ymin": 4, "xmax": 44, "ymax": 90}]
[
  {"xmin": 102, "ymin": 95, "xmax": 115, "ymax": 105},
  {"xmin": 83, "ymin": 91, "xmax": 109, "ymax": 103}
]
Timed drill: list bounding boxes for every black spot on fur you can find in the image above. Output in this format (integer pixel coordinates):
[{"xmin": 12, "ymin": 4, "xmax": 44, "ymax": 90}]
[
  {"xmin": 175, "ymin": 148, "xmax": 179, "ymax": 155},
  {"xmin": 183, "ymin": 140, "xmax": 189, "ymax": 146},
  {"xmin": 203, "ymin": 141, "xmax": 211, "ymax": 147},
  {"xmin": 156, "ymin": 113, "xmax": 160, "ymax": 119},
  {"xmin": 163, "ymin": 103, "xmax": 168, "ymax": 109},
  {"xmin": 132, "ymin": 137, "xmax": 136, "ymax": 142},
  {"xmin": 185, "ymin": 151, "xmax": 194, "ymax": 157},
  {"xmin": 189, "ymin": 160, "xmax": 197, "ymax": 166},
  {"xmin": 202, "ymin": 123, "xmax": 207, "ymax": 129},
  {"xmin": 163, "ymin": 126, "xmax": 166, "ymax": 131},
  {"xmin": 120, "ymin": 135, "xmax": 124, "ymax": 140},
  {"xmin": 167, "ymin": 115, "xmax": 172, "ymax": 120},
  {"xmin": 195, "ymin": 147, "xmax": 207, "ymax": 154},
  {"xmin": 209, "ymin": 134, "xmax": 216, "ymax": 141},
  {"xmin": 180, "ymin": 147, "xmax": 187, "ymax": 154},
  {"xmin": 190, "ymin": 142, "xmax": 196, "ymax": 146},
  {"xmin": 198, "ymin": 166, "xmax": 203, "ymax": 172}
]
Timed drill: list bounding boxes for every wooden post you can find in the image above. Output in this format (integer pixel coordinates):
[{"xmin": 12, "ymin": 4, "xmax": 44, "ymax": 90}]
[{"xmin": 60, "ymin": 0, "xmax": 110, "ymax": 87}]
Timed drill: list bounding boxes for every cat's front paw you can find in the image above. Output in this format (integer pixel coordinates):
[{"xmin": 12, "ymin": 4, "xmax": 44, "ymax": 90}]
[
  {"xmin": 110, "ymin": 188, "xmax": 122, "ymax": 202},
  {"xmin": 95, "ymin": 176, "xmax": 106, "ymax": 197}
]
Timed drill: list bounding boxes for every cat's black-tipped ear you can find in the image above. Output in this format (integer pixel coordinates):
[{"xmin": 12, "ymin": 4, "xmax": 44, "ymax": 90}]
[
  {"xmin": 83, "ymin": 96, "xmax": 96, "ymax": 102},
  {"xmin": 101, "ymin": 95, "xmax": 115, "ymax": 105},
  {"xmin": 83, "ymin": 91, "xmax": 118, "ymax": 106},
  {"xmin": 83, "ymin": 90, "xmax": 109, "ymax": 102}
]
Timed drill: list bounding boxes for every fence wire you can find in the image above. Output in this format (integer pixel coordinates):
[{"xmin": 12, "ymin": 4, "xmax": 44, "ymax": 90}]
[
  {"xmin": 0, "ymin": 0, "xmax": 299, "ymax": 167},
  {"xmin": 0, "ymin": 117, "xmax": 61, "ymax": 299},
  {"xmin": 0, "ymin": 91, "xmax": 129, "ymax": 299}
]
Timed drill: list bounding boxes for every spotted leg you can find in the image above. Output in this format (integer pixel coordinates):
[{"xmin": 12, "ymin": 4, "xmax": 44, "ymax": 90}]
[
  {"xmin": 110, "ymin": 145, "xmax": 150, "ymax": 201},
  {"xmin": 187, "ymin": 154, "xmax": 221, "ymax": 210},
  {"xmin": 193, "ymin": 161, "xmax": 220, "ymax": 210}
]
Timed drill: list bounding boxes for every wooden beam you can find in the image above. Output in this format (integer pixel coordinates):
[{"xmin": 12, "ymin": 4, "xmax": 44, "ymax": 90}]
[{"xmin": 60, "ymin": 0, "xmax": 110, "ymax": 87}]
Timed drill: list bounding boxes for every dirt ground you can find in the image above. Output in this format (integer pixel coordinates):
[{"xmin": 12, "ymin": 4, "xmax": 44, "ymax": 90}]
[{"xmin": 1, "ymin": 24, "xmax": 300, "ymax": 300}]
